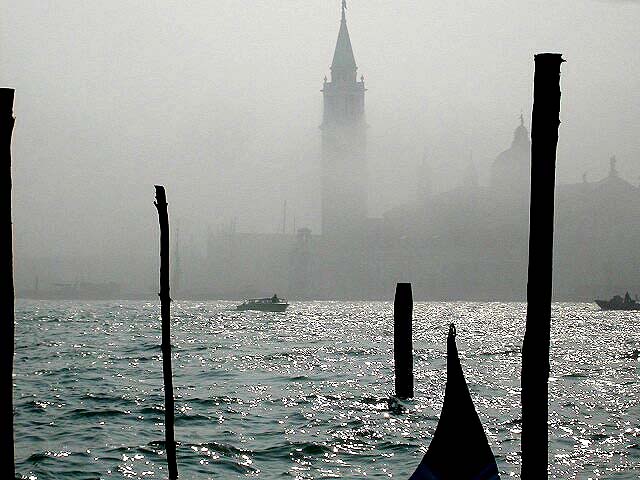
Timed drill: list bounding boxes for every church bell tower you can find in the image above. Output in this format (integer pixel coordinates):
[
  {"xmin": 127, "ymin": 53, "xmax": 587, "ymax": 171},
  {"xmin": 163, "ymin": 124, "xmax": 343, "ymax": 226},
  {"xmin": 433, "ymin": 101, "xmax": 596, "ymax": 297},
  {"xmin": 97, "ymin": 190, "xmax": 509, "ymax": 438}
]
[{"xmin": 321, "ymin": 1, "xmax": 367, "ymax": 238}]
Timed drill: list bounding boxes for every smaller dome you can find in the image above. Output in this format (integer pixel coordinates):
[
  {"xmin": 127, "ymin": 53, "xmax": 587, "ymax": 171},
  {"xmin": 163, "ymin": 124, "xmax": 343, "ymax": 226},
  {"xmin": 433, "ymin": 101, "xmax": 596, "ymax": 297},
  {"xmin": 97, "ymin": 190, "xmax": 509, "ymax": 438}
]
[
  {"xmin": 489, "ymin": 114, "xmax": 531, "ymax": 193},
  {"xmin": 512, "ymin": 114, "xmax": 529, "ymax": 149}
]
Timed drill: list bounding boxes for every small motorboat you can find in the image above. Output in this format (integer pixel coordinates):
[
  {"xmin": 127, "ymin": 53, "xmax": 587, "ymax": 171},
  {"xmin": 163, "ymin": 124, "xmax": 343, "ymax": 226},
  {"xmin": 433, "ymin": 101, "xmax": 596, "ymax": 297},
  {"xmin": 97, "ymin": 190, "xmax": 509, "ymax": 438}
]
[
  {"xmin": 409, "ymin": 324, "xmax": 500, "ymax": 480},
  {"xmin": 236, "ymin": 294, "xmax": 288, "ymax": 312},
  {"xmin": 595, "ymin": 292, "xmax": 640, "ymax": 311}
]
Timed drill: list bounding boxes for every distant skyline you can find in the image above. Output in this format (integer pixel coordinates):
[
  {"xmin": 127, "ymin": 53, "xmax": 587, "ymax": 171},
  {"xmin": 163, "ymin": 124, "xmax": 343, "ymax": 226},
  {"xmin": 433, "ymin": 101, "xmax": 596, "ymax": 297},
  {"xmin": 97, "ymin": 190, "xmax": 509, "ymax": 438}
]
[{"xmin": 1, "ymin": 0, "xmax": 639, "ymax": 262}]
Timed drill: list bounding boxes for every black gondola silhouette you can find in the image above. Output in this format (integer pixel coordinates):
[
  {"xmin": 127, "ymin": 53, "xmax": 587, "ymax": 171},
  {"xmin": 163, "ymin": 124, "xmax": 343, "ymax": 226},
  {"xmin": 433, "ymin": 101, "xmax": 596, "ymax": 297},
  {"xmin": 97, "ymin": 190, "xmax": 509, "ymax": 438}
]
[{"xmin": 409, "ymin": 324, "xmax": 500, "ymax": 480}]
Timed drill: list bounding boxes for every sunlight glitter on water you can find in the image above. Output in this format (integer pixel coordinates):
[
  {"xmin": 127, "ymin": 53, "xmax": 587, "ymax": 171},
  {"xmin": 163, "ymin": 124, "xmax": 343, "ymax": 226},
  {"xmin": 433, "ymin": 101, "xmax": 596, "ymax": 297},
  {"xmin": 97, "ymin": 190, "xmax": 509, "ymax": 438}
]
[{"xmin": 13, "ymin": 300, "xmax": 640, "ymax": 479}]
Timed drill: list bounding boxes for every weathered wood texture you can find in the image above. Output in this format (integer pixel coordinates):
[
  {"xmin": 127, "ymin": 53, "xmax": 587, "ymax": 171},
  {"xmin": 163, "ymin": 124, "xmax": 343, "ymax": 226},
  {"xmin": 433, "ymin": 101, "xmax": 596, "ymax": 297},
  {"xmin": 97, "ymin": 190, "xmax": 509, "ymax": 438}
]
[
  {"xmin": 154, "ymin": 185, "xmax": 178, "ymax": 479},
  {"xmin": 394, "ymin": 282, "xmax": 414, "ymax": 398},
  {"xmin": 521, "ymin": 53, "xmax": 564, "ymax": 480},
  {"xmin": 0, "ymin": 87, "xmax": 16, "ymax": 478}
]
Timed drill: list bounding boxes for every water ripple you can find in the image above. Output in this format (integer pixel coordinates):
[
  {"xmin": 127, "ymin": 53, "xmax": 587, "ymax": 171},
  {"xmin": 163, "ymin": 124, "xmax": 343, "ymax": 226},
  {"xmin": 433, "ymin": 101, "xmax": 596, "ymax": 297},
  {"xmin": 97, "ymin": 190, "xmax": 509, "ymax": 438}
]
[{"xmin": 13, "ymin": 300, "xmax": 640, "ymax": 478}]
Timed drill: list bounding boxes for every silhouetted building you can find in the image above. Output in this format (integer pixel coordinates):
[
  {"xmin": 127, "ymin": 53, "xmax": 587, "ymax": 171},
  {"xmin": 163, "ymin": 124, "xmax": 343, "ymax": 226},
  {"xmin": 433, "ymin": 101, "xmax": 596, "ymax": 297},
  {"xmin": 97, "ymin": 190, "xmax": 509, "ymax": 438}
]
[
  {"xmin": 553, "ymin": 154, "xmax": 640, "ymax": 298},
  {"xmin": 17, "ymin": 7, "xmax": 640, "ymax": 302},
  {"xmin": 490, "ymin": 114, "xmax": 531, "ymax": 197},
  {"xmin": 321, "ymin": 4, "xmax": 367, "ymax": 238},
  {"xmin": 290, "ymin": 228, "xmax": 313, "ymax": 297}
]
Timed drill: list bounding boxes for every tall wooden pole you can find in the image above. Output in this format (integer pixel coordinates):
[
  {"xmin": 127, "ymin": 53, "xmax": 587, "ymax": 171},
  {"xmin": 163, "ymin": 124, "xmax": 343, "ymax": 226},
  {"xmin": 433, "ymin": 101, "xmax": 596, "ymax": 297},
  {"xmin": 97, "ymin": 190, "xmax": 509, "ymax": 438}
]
[
  {"xmin": 394, "ymin": 282, "xmax": 414, "ymax": 398},
  {"xmin": 521, "ymin": 53, "xmax": 564, "ymax": 479},
  {"xmin": 0, "ymin": 88, "xmax": 16, "ymax": 477},
  {"xmin": 154, "ymin": 185, "xmax": 178, "ymax": 479}
]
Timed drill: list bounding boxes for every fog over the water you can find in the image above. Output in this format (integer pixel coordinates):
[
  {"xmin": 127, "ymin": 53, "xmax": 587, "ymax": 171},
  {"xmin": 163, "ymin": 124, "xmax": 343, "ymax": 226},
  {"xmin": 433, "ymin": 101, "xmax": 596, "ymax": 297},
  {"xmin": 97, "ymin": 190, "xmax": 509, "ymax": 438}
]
[{"xmin": 1, "ymin": 1, "xmax": 639, "ymax": 293}]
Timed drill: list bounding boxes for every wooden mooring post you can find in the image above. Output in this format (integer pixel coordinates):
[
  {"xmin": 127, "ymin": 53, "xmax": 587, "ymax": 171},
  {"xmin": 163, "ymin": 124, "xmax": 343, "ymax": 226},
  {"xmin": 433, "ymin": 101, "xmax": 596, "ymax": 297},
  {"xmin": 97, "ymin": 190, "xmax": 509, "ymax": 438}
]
[
  {"xmin": 394, "ymin": 282, "xmax": 414, "ymax": 399},
  {"xmin": 154, "ymin": 185, "xmax": 179, "ymax": 479},
  {"xmin": 0, "ymin": 88, "xmax": 16, "ymax": 477},
  {"xmin": 521, "ymin": 53, "xmax": 564, "ymax": 479}
]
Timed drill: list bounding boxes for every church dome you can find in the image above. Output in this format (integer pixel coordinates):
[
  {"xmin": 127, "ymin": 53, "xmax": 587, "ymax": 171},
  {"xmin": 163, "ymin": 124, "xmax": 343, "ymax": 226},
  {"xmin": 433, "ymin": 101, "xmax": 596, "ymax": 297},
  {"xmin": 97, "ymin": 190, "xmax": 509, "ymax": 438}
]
[
  {"xmin": 511, "ymin": 114, "xmax": 530, "ymax": 149},
  {"xmin": 490, "ymin": 114, "xmax": 531, "ymax": 195}
]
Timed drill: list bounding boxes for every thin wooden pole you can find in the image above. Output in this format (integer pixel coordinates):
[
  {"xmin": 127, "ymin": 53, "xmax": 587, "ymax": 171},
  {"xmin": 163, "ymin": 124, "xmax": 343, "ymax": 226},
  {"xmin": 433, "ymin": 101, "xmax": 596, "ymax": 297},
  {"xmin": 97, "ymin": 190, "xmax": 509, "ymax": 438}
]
[
  {"xmin": 521, "ymin": 53, "xmax": 564, "ymax": 479},
  {"xmin": 394, "ymin": 282, "xmax": 414, "ymax": 398},
  {"xmin": 0, "ymin": 88, "xmax": 16, "ymax": 478},
  {"xmin": 154, "ymin": 185, "xmax": 178, "ymax": 479}
]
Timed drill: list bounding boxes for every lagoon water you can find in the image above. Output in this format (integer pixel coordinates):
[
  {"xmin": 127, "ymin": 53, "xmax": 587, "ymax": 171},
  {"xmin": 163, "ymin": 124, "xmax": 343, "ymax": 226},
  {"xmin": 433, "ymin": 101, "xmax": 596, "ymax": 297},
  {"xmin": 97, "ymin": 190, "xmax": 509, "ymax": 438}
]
[{"xmin": 13, "ymin": 300, "xmax": 640, "ymax": 479}]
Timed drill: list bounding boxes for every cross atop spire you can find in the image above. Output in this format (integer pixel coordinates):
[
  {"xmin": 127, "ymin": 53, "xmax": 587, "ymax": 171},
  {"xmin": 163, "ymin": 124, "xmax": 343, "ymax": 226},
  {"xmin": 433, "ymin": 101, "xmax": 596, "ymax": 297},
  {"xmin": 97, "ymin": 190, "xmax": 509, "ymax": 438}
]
[
  {"xmin": 331, "ymin": 0, "xmax": 357, "ymax": 82},
  {"xmin": 512, "ymin": 113, "xmax": 530, "ymax": 149}
]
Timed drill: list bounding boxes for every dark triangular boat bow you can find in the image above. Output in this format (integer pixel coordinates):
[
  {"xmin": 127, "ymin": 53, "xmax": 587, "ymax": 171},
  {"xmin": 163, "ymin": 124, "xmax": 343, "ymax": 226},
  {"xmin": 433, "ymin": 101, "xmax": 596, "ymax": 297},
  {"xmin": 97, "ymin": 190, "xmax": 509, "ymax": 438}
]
[{"xmin": 409, "ymin": 324, "xmax": 500, "ymax": 480}]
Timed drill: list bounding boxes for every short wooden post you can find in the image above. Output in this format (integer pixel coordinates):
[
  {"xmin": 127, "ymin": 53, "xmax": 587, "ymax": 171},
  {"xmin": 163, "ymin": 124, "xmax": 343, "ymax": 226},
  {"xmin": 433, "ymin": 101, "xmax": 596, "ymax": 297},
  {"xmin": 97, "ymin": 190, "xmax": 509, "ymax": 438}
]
[
  {"xmin": 154, "ymin": 186, "xmax": 178, "ymax": 479},
  {"xmin": 0, "ymin": 88, "xmax": 16, "ymax": 477},
  {"xmin": 394, "ymin": 282, "xmax": 414, "ymax": 398},
  {"xmin": 521, "ymin": 53, "xmax": 564, "ymax": 479}
]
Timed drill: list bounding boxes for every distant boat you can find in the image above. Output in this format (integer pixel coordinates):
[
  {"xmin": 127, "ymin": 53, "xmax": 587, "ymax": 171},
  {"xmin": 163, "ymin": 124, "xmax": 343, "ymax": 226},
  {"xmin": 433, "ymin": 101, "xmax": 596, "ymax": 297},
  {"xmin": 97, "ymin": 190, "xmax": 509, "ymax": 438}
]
[
  {"xmin": 595, "ymin": 292, "xmax": 640, "ymax": 311},
  {"xmin": 236, "ymin": 295, "xmax": 288, "ymax": 312},
  {"xmin": 409, "ymin": 324, "xmax": 500, "ymax": 480}
]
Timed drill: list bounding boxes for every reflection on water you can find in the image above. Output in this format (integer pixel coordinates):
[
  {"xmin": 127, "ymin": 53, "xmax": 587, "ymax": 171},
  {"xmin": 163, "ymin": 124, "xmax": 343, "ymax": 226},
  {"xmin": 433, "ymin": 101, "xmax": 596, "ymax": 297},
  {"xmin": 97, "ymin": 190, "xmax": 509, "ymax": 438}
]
[{"xmin": 13, "ymin": 300, "xmax": 640, "ymax": 479}]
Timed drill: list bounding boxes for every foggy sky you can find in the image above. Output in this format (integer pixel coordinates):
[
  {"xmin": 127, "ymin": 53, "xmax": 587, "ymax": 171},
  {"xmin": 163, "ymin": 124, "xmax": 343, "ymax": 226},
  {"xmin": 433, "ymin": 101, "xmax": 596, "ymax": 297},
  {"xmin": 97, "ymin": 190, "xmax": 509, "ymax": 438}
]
[{"xmin": 1, "ymin": 0, "xmax": 639, "ymax": 266}]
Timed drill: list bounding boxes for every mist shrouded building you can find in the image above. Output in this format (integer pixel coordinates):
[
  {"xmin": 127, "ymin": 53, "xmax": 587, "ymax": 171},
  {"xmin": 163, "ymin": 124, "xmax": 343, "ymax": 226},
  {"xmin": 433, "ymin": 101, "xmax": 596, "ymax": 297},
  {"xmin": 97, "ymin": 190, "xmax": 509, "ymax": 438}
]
[
  {"xmin": 490, "ymin": 114, "xmax": 531, "ymax": 199},
  {"xmin": 17, "ymin": 4, "xmax": 640, "ymax": 301},
  {"xmin": 321, "ymin": 4, "xmax": 367, "ymax": 238}
]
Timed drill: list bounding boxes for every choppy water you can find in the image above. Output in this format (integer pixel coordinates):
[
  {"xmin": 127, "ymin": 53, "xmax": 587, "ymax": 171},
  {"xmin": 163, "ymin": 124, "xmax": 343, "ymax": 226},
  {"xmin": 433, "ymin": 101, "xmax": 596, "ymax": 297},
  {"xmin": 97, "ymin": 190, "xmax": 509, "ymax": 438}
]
[{"xmin": 13, "ymin": 300, "xmax": 640, "ymax": 479}]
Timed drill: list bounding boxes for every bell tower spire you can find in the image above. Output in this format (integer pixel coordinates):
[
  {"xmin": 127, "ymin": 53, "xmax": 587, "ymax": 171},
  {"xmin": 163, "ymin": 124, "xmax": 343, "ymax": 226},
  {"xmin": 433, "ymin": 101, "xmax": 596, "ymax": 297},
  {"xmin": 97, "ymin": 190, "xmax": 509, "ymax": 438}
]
[
  {"xmin": 331, "ymin": 0, "xmax": 357, "ymax": 83},
  {"xmin": 320, "ymin": 1, "xmax": 367, "ymax": 238}
]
